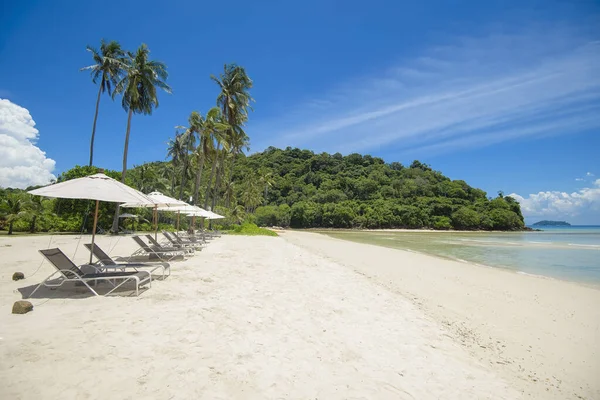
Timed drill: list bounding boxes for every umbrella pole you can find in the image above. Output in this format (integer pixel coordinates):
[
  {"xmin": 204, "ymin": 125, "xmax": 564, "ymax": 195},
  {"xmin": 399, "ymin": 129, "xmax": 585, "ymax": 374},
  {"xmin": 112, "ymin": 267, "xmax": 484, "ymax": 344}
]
[
  {"xmin": 154, "ymin": 205, "xmax": 158, "ymax": 240},
  {"xmin": 90, "ymin": 200, "xmax": 100, "ymax": 264}
]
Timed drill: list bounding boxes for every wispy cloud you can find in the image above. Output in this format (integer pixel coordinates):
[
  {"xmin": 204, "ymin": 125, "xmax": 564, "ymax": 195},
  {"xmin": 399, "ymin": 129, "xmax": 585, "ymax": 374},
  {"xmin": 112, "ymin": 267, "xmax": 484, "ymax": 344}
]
[{"xmin": 250, "ymin": 24, "xmax": 600, "ymax": 157}]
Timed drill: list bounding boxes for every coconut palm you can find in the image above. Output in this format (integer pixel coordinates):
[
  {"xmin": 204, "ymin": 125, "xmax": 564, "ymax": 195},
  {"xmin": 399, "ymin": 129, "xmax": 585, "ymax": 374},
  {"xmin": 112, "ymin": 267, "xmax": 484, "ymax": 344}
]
[
  {"xmin": 203, "ymin": 116, "xmax": 229, "ymax": 210},
  {"xmin": 230, "ymin": 204, "xmax": 245, "ymax": 225},
  {"xmin": 210, "ymin": 64, "xmax": 253, "ymax": 206},
  {"xmin": 166, "ymin": 133, "xmax": 184, "ymax": 195},
  {"xmin": 81, "ymin": 39, "xmax": 125, "ymax": 167},
  {"xmin": 131, "ymin": 163, "xmax": 167, "ymax": 193},
  {"xmin": 223, "ymin": 180, "xmax": 236, "ymax": 208},
  {"xmin": 191, "ymin": 107, "xmax": 228, "ymax": 206},
  {"xmin": 258, "ymin": 168, "xmax": 275, "ymax": 204},
  {"xmin": 111, "ymin": 43, "xmax": 171, "ymax": 232},
  {"xmin": 1, "ymin": 193, "xmax": 30, "ymax": 235},
  {"xmin": 27, "ymin": 195, "xmax": 48, "ymax": 233},
  {"xmin": 175, "ymin": 125, "xmax": 196, "ymax": 200},
  {"xmin": 227, "ymin": 130, "xmax": 250, "ymax": 184}
]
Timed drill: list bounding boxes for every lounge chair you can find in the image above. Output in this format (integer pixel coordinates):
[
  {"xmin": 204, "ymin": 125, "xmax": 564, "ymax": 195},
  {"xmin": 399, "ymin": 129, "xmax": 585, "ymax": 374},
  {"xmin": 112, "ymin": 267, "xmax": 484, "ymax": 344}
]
[
  {"xmin": 145, "ymin": 235, "xmax": 194, "ymax": 255},
  {"xmin": 162, "ymin": 231, "xmax": 202, "ymax": 250},
  {"xmin": 131, "ymin": 236, "xmax": 186, "ymax": 261},
  {"xmin": 30, "ymin": 248, "xmax": 151, "ymax": 297},
  {"xmin": 84, "ymin": 243, "xmax": 170, "ymax": 279}
]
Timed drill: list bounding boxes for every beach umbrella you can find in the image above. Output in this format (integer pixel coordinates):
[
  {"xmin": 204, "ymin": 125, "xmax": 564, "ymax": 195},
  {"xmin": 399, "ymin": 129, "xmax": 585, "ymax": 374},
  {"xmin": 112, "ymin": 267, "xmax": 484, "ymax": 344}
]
[
  {"xmin": 121, "ymin": 191, "xmax": 188, "ymax": 239},
  {"xmin": 159, "ymin": 204, "xmax": 210, "ymax": 230},
  {"xmin": 28, "ymin": 172, "xmax": 153, "ymax": 263},
  {"xmin": 118, "ymin": 213, "xmax": 138, "ymax": 218},
  {"xmin": 205, "ymin": 211, "xmax": 225, "ymax": 220}
]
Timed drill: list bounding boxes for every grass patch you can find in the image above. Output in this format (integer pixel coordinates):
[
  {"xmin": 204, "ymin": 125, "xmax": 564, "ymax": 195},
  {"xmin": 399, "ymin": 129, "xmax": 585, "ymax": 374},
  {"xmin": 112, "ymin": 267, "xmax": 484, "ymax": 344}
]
[{"xmin": 227, "ymin": 223, "xmax": 278, "ymax": 237}]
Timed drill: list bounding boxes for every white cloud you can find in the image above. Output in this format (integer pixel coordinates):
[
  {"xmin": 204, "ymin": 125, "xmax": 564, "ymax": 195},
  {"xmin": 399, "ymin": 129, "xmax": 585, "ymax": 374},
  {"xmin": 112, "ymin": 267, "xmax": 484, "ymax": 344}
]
[
  {"xmin": 575, "ymin": 178, "xmax": 584, "ymax": 181},
  {"xmin": 250, "ymin": 24, "xmax": 600, "ymax": 157},
  {"xmin": 0, "ymin": 99, "xmax": 56, "ymax": 189},
  {"xmin": 586, "ymin": 172, "xmax": 595, "ymax": 177},
  {"xmin": 509, "ymin": 179, "xmax": 600, "ymax": 222}
]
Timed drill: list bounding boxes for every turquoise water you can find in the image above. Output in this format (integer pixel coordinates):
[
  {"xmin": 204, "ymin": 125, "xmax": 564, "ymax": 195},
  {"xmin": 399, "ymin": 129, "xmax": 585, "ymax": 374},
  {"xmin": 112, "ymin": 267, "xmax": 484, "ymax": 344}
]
[{"xmin": 319, "ymin": 226, "xmax": 600, "ymax": 285}]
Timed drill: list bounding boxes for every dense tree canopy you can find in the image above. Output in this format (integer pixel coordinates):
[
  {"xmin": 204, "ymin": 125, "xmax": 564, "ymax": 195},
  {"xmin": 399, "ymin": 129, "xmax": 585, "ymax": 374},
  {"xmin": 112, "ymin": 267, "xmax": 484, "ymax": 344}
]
[{"xmin": 232, "ymin": 147, "xmax": 525, "ymax": 230}]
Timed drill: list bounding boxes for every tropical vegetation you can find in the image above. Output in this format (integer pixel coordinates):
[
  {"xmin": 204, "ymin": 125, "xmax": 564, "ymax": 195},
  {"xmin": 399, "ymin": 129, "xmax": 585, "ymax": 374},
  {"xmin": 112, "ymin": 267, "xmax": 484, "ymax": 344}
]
[{"xmin": 0, "ymin": 39, "xmax": 527, "ymax": 234}]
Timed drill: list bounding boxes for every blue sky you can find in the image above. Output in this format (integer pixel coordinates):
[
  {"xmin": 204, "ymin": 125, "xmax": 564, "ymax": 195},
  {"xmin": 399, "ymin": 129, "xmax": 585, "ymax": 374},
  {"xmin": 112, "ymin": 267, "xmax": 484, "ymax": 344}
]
[{"xmin": 1, "ymin": 0, "xmax": 599, "ymax": 223}]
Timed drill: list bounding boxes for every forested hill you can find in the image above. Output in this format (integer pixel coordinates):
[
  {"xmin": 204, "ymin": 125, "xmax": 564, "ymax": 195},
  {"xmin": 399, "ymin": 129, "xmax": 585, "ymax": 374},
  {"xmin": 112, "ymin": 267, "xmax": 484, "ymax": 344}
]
[{"xmin": 232, "ymin": 147, "xmax": 525, "ymax": 230}]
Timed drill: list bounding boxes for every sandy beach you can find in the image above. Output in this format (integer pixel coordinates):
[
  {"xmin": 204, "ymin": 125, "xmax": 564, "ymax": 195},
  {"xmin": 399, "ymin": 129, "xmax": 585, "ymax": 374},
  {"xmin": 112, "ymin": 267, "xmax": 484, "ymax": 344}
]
[{"xmin": 1, "ymin": 232, "xmax": 598, "ymax": 399}]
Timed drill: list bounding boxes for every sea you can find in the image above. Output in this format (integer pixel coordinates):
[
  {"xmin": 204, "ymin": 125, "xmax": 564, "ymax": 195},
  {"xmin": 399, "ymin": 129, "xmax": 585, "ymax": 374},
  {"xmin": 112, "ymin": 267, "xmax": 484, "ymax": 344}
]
[{"xmin": 319, "ymin": 226, "xmax": 600, "ymax": 285}]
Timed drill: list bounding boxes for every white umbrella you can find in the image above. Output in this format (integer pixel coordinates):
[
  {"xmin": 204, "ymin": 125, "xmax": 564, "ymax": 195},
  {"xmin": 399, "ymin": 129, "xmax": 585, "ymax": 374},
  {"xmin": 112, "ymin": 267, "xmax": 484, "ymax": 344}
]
[
  {"xmin": 28, "ymin": 172, "xmax": 153, "ymax": 263},
  {"xmin": 205, "ymin": 211, "xmax": 225, "ymax": 220},
  {"xmin": 118, "ymin": 213, "xmax": 138, "ymax": 218},
  {"xmin": 121, "ymin": 192, "xmax": 188, "ymax": 238},
  {"xmin": 159, "ymin": 204, "xmax": 210, "ymax": 230}
]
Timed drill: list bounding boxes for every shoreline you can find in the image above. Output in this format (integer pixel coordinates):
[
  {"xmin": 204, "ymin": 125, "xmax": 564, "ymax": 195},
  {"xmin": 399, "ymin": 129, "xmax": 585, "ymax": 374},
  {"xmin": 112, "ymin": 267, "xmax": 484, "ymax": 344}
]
[
  {"xmin": 308, "ymin": 228, "xmax": 600, "ymax": 288},
  {"xmin": 282, "ymin": 231, "xmax": 600, "ymax": 399}
]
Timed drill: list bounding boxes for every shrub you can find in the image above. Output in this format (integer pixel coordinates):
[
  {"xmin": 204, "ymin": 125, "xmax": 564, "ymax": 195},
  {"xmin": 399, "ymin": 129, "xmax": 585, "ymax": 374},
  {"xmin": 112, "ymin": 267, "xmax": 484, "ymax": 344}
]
[
  {"xmin": 433, "ymin": 216, "xmax": 452, "ymax": 230},
  {"xmin": 228, "ymin": 223, "xmax": 277, "ymax": 236}
]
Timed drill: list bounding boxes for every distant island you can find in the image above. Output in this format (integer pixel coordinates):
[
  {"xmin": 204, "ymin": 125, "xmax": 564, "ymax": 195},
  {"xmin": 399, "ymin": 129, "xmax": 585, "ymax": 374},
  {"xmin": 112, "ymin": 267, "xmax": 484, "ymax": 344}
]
[{"xmin": 531, "ymin": 220, "xmax": 571, "ymax": 227}]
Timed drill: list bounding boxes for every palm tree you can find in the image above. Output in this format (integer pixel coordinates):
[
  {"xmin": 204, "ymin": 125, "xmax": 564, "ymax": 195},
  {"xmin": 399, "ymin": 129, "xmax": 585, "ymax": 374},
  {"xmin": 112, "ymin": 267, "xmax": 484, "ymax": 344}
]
[
  {"xmin": 227, "ymin": 129, "xmax": 250, "ymax": 184},
  {"xmin": 80, "ymin": 39, "xmax": 125, "ymax": 167},
  {"xmin": 203, "ymin": 115, "xmax": 228, "ymax": 210},
  {"xmin": 175, "ymin": 126, "xmax": 196, "ymax": 200},
  {"xmin": 223, "ymin": 180, "xmax": 236, "ymax": 208},
  {"xmin": 1, "ymin": 193, "xmax": 30, "ymax": 235},
  {"xmin": 230, "ymin": 204, "xmax": 245, "ymax": 225},
  {"xmin": 258, "ymin": 168, "xmax": 275, "ymax": 204},
  {"xmin": 210, "ymin": 64, "xmax": 253, "ymax": 206},
  {"xmin": 191, "ymin": 107, "xmax": 227, "ymax": 206},
  {"xmin": 111, "ymin": 43, "xmax": 171, "ymax": 232},
  {"xmin": 28, "ymin": 195, "xmax": 47, "ymax": 233},
  {"xmin": 166, "ymin": 133, "xmax": 183, "ymax": 195},
  {"xmin": 240, "ymin": 183, "xmax": 263, "ymax": 213}
]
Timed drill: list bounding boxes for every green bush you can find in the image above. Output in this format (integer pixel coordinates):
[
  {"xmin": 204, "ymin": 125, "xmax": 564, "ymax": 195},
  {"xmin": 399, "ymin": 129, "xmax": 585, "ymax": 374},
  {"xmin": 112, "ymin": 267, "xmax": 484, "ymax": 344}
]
[
  {"xmin": 452, "ymin": 207, "xmax": 480, "ymax": 230},
  {"xmin": 228, "ymin": 223, "xmax": 277, "ymax": 236},
  {"xmin": 433, "ymin": 216, "xmax": 452, "ymax": 230}
]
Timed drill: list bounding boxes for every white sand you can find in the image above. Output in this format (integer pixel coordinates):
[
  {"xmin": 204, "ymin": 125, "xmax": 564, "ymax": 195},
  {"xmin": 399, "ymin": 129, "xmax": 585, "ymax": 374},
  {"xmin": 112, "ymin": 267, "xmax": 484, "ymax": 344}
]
[
  {"xmin": 0, "ymin": 232, "xmax": 596, "ymax": 399},
  {"xmin": 283, "ymin": 231, "xmax": 600, "ymax": 400}
]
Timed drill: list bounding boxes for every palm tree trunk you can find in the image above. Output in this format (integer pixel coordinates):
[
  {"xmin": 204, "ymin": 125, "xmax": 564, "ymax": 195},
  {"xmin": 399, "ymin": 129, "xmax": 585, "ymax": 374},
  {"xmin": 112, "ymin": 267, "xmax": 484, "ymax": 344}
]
[
  {"xmin": 204, "ymin": 143, "xmax": 220, "ymax": 209},
  {"xmin": 211, "ymin": 152, "xmax": 225, "ymax": 211},
  {"xmin": 121, "ymin": 108, "xmax": 133, "ymax": 182},
  {"xmin": 29, "ymin": 215, "xmax": 37, "ymax": 233},
  {"xmin": 170, "ymin": 164, "xmax": 177, "ymax": 196},
  {"xmin": 228, "ymin": 152, "xmax": 238, "ymax": 185},
  {"xmin": 192, "ymin": 141, "xmax": 205, "ymax": 206},
  {"xmin": 178, "ymin": 156, "xmax": 189, "ymax": 200},
  {"xmin": 112, "ymin": 108, "xmax": 133, "ymax": 233},
  {"xmin": 89, "ymin": 85, "xmax": 102, "ymax": 167},
  {"xmin": 8, "ymin": 221, "xmax": 13, "ymax": 235}
]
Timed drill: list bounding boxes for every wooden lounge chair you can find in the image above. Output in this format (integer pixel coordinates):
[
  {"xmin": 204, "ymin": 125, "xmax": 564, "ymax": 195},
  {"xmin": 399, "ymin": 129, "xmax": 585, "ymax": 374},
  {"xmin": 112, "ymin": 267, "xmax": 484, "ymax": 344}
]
[
  {"xmin": 131, "ymin": 236, "xmax": 186, "ymax": 261},
  {"xmin": 84, "ymin": 243, "xmax": 170, "ymax": 279},
  {"xmin": 30, "ymin": 248, "xmax": 151, "ymax": 297}
]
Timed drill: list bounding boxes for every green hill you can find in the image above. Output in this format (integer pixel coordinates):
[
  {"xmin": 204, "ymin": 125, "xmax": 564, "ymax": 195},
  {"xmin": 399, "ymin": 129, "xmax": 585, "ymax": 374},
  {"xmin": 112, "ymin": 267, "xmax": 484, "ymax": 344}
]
[{"xmin": 232, "ymin": 147, "xmax": 525, "ymax": 230}]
